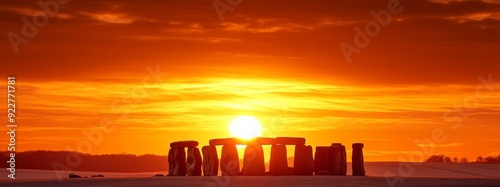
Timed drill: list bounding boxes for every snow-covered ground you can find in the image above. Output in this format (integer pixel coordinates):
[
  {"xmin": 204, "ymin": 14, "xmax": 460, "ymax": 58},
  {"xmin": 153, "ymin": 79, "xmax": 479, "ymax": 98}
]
[{"xmin": 1, "ymin": 162, "xmax": 499, "ymax": 186}]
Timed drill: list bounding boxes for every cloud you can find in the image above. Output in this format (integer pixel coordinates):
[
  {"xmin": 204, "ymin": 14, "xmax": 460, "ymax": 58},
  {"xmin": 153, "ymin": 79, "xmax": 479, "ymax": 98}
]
[
  {"xmin": 447, "ymin": 12, "xmax": 500, "ymax": 22},
  {"xmin": 81, "ymin": 12, "xmax": 135, "ymax": 24},
  {"xmin": 1, "ymin": 0, "xmax": 499, "ymax": 85},
  {"xmin": 430, "ymin": 0, "xmax": 500, "ymax": 4},
  {"xmin": 1, "ymin": 0, "xmax": 499, "ymax": 159},
  {"xmin": 417, "ymin": 143, "xmax": 464, "ymax": 148}
]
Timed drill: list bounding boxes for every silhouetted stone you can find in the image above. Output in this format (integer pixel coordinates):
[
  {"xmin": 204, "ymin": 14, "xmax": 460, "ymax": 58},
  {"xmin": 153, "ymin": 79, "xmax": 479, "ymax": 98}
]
[
  {"xmin": 270, "ymin": 144, "xmax": 288, "ymax": 175},
  {"xmin": 314, "ymin": 146, "xmax": 330, "ymax": 175},
  {"xmin": 276, "ymin": 137, "xmax": 306, "ymax": 145},
  {"xmin": 168, "ymin": 148, "xmax": 174, "ymax": 176},
  {"xmin": 170, "ymin": 147, "xmax": 187, "ymax": 176},
  {"xmin": 294, "ymin": 145, "xmax": 314, "ymax": 175},
  {"xmin": 241, "ymin": 142, "xmax": 265, "ymax": 176},
  {"xmin": 187, "ymin": 147, "xmax": 202, "ymax": 176},
  {"xmin": 153, "ymin": 174, "xmax": 164, "ymax": 177},
  {"xmin": 328, "ymin": 143, "xmax": 347, "ymax": 175},
  {"xmin": 339, "ymin": 144, "xmax": 348, "ymax": 175},
  {"xmin": 170, "ymin": 140, "xmax": 198, "ymax": 148},
  {"xmin": 202, "ymin": 146, "xmax": 219, "ymax": 176},
  {"xmin": 68, "ymin": 173, "xmax": 82, "ymax": 178},
  {"xmin": 210, "ymin": 138, "xmax": 244, "ymax": 146},
  {"xmin": 352, "ymin": 143, "xmax": 365, "ymax": 176},
  {"xmin": 220, "ymin": 144, "xmax": 240, "ymax": 176},
  {"xmin": 331, "ymin": 145, "xmax": 342, "ymax": 175},
  {"xmin": 255, "ymin": 137, "xmax": 276, "ymax": 145}
]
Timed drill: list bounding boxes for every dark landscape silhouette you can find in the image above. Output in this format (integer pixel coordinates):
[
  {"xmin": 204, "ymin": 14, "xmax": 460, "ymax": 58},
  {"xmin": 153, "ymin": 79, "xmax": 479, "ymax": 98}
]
[
  {"xmin": 167, "ymin": 137, "xmax": 364, "ymax": 176},
  {"xmin": 0, "ymin": 151, "xmax": 168, "ymax": 173}
]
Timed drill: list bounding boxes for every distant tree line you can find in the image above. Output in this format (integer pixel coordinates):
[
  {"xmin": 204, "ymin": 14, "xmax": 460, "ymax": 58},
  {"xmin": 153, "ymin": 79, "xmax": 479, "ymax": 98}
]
[
  {"xmin": 425, "ymin": 154, "xmax": 500, "ymax": 164},
  {"xmin": 0, "ymin": 150, "xmax": 168, "ymax": 172}
]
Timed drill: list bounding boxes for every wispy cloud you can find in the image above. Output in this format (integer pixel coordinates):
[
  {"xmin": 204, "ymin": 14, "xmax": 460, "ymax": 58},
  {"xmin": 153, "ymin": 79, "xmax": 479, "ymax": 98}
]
[{"xmin": 417, "ymin": 143, "xmax": 465, "ymax": 148}]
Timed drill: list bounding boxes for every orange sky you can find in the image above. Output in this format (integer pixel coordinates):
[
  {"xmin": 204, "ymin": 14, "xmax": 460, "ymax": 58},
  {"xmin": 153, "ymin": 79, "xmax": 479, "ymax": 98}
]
[{"xmin": 1, "ymin": 0, "xmax": 499, "ymax": 161}]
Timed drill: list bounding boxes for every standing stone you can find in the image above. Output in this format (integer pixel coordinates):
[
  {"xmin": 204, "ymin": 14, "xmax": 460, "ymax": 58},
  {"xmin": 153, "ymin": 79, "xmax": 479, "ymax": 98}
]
[
  {"xmin": 220, "ymin": 144, "xmax": 240, "ymax": 176},
  {"xmin": 202, "ymin": 146, "xmax": 219, "ymax": 176},
  {"xmin": 241, "ymin": 142, "xmax": 265, "ymax": 176},
  {"xmin": 339, "ymin": 145, "xmax": 347, "ymax": 175},
  {"xmin": 168, "ymin": 148, "xmax": 174, "ymax": 176},
  {"xmin": 170, "ymin": 147, "xmax": 187, "ymax": 176},
  {"xmin": 187, "ymin": 147, "xmax": 202, "ymax": 176},
  {"xmin": 314, "ymin": 146, "xmax": 330, "ymax": 175},
  {"xmin": 331, "ymin": 144, "xmax": 341, "ymax": 175},
  {"xmin": 294, "ymin": 145, "xmax": 314, "ymax": 175},
  {"xmin": 352, "ymin": 143, "xmax": 365, "ymax": 176},
  {"xmin": 270, "ymin": 144, "xmax": 288, "ymax": 175},
  {"xmin": 328, "ymin": 146, "xmax": 337, "ymax": 175},
  {"xmin": 330, "ymin": 143, "xmax": 347, "ymax": 175}
]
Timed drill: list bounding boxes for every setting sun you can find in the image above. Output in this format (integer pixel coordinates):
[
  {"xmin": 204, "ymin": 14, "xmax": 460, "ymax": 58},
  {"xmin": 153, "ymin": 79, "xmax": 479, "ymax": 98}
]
[{"xmin": 229, "ymin": 116, "xmax": 263, "ymax": 140}]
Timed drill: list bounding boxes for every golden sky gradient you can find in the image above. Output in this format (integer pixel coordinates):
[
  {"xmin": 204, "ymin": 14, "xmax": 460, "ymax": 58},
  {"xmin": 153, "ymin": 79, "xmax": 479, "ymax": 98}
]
[{"xmin": 1, "ymin": 0, "xmax": 499, "ymax": 161}]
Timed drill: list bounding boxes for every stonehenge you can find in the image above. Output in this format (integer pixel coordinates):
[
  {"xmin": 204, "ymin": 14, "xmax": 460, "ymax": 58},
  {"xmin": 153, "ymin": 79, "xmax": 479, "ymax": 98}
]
[
  {"xmin": 352, "ymin": 143, "xmax": 366, "ymax": 176},
  {"xmin": 210, "ymin": 138, "xmax": 243, "ymax": 146},
  {"xmin": 276, "ymin": 137, "xmax": 306, "ymax": 145},
  {"xmin": 255, "ymin": 137, "xmax": 276, "ymax": 145},
  {"xmin": 294, "ymin": 145, "xmax": 314, "ymax": 175},
  {"xmin": 241, "ymin": 141, "xmax": 265, "ymax": 176},
  {"xmin": 207, "ymin": 137, "xmax": 314, "ymax": 176},
  {"xmin": 170, "ymin": 141, "xmax": 198, "ymax": 148},
  {"xmin": 186, "ymin": 147, "xmax": 202, "ymax": 176},
  {"xmin": 168, "ymin": 148, "xmax": 174, "ymax": 175},
  {"xmin": 168, "ymin": 138, "xmax": 366, "ymax": 177},
  {"xmin": 220, "ymin": 143, "xmax": 240, "ymax": 176},
  {"xmin": 167, "ymin": 140, "xmax": 200, "ymax": 176},
  {"xmin": 313, "ymin": 144, "xmax": 348, "ymax": 176},
  {"xmin": 331, "ymin": 143, "xmax": 347, "ymax": 176},
  {"xmin": 270, "ymin": 144, "xmax": 288, "ymax": 175},
  {"xmin": 271, "ymin": 137, "xmax": 311, "ymax": 176},
  {"xmin": 314, "ymin": 146, "xmax": 330, "ymax": 175},
  {"xmin": 201, "ymin": 146, "xmax": 218, "ymax": 176},
  {"xmin": 170, "ymin": 147, "xmax": 187, "ymax": 176}
]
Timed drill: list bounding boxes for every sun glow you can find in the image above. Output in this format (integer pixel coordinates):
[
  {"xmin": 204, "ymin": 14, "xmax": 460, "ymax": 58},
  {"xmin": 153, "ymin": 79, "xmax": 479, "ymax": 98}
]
[{"xmin": 229, "ymin": 116, "xmax": 263, "ymax": 140}]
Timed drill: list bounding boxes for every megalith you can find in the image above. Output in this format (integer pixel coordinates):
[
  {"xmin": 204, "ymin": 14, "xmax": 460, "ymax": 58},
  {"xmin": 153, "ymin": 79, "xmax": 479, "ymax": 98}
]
[
  {"xmin": 241, "ymin": 142, "xmax": 265, "ymax": 176},
  {"xmin": 276, "ymin": 137, "xmax": 306, "ymax": 145},
  {"xmin": 187, "ymin": 147, "xmax": 202, "ymax": 176},
  {"xmin": 314, "ymin": 146, "xmax": 330, "ymax": 175},
  {"xmin": 352, "ymin": 143, "xmax": 365, "ymax": 176},
  {"xmin": 168, "ymin": 148, "xmax": 174, "ymax": 176},
  {"xmin": 170, "ymin": 147, "xmax": 187, "ymax": 176},
  {"xmin": 270, "ymin": 144, "xmax": 288, "ymax": 175},
  {"xmin": 220, "ymin": 144, "xmax": 240, "ymax": 176},
  {"xmin": 294, "ymin": 145, "xmax": 314, "ymax": 175},
  {"xmin": 202, "ymin": 146, "xmax": 219, "ymax": 176}
]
